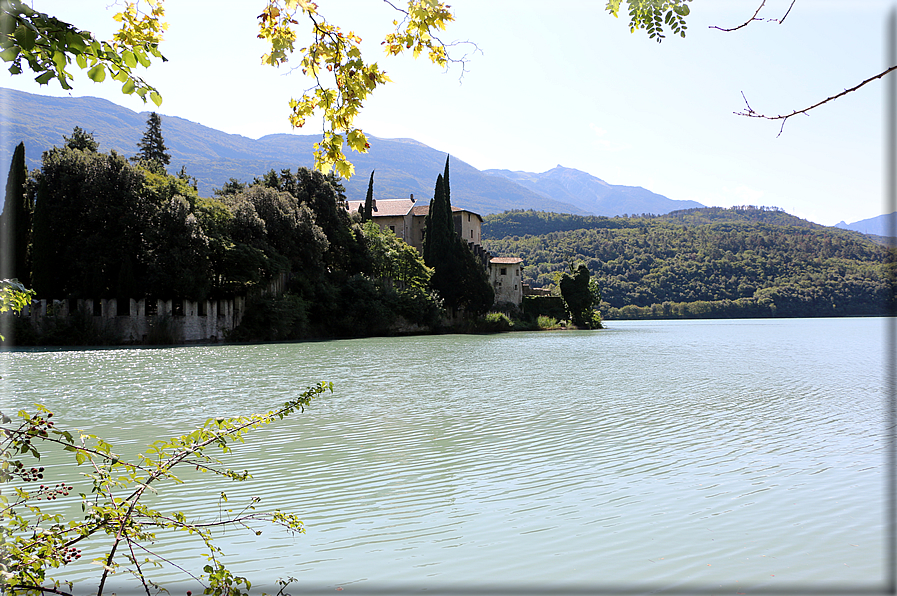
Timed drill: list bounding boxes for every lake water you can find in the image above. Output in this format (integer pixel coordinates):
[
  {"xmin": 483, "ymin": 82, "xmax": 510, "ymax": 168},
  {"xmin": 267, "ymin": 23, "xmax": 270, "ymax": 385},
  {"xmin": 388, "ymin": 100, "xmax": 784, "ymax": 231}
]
[{"xmin": 1, "ymin": 318, "xmax": 891, "ymax": 595}]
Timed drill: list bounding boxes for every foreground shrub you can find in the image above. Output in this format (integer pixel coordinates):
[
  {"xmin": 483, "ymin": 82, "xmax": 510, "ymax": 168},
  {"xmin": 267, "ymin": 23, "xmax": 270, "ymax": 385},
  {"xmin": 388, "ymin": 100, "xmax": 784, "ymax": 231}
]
[
  {"xmin": 478, "ymin": 311, "xmax": 514, "ymax": 332},
  {"xmin": 537, "ymin": 315, "xmax": 560, "ymax": 329},
  {"xmin": 0, "ymin": 382, "xmax": 332, "ymax": 595}
]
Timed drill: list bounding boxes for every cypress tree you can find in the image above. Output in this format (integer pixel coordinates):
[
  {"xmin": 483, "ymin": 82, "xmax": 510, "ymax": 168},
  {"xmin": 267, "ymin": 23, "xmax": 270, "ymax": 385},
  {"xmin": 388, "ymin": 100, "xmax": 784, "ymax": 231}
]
[
  {"xmin": 442, "ymin": 155, "xmax": 451, "ymax": 228},
  {"xmin": 0, "ymin": 142, "xmax": 30, "ymax": 285},
  {"xmin": 132, "ymin": 112, "xmax": 171, "ymax": 169},
  {"xmin": 423, "ymin": 173, "xmax": 449, "ymax": 268},
  {"xmin": 424, "ymin": 159, "xmax": 495, "ymax": 316},
  {"xmin": 363, "ymin": 170, "xmax": 374, "ymax": 222}
]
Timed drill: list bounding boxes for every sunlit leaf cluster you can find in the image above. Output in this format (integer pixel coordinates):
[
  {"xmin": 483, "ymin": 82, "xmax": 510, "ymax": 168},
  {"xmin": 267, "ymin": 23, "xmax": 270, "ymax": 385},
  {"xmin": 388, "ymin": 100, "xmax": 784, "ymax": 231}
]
[
  {"xmin": 0, "ymin": 279, "xmax": 32, "ymax": 315},
  {"xmin": 605, "ymin": 0, "xmax": 691, "ymax": 41},
  {"xmin": 258, "ymin": 0, "xmax": 456, "ymax": 178},
  {"xmin": 0, "ymin": 382, "xmax": 332, "ymax": 595},
  {"xmin": 0, "ymin": 0, "xmax": 167, "ymax": 105}
]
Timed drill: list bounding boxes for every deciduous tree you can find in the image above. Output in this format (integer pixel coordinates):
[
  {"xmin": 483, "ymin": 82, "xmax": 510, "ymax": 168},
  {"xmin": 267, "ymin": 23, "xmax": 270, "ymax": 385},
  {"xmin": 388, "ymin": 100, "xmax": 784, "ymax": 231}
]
[
  {"xmin": 31, "ymin": 138, "xmax": 151, "ymax": 299},
  {"xmin": 62, "ymin": 126, "xmax": 99, "ymax": 152},
  {"xmin": 0, "ymin": 383, "xmax": 332, "ymax": 596},
  {"xmin": 559, "ymin": 263, "xmax": 599, "ymax": 328},
  {"xmin": 0, "ymin": 0, "xmax": 166, "ymax": 104}
]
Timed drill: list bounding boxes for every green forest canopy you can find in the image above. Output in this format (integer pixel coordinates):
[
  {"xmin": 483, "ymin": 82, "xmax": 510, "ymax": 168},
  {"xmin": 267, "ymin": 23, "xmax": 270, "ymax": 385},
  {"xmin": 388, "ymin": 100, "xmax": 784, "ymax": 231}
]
[{"xmin": 483, "ymin": 208, "xmax": 895, "ymax": 319}]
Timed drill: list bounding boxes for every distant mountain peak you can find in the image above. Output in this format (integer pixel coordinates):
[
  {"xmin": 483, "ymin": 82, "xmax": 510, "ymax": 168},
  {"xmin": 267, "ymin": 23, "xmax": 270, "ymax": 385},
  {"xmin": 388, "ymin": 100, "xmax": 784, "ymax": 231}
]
[
  {"xmin": 484, "ymin": 166, "xmax": 703, "ymax": 217},
  {"xmin": 834, "ymin": 212, "xmax": 896, "ymax": 237},
  {"xmin": 0, "ymin": 87, "xmax": 587, "ymax": 216}
]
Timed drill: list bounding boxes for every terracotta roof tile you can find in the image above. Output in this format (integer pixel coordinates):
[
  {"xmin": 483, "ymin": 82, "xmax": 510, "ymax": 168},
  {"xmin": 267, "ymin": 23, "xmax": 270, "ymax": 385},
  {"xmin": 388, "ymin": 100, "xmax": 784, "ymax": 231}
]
[
  {"xmin": 490, "ymin": 257, "xmax": 523, "ymax": 264},
  {"xmin": 349, "ymin": 199, "xmax": 483, "ymax": 221},
  {"xmin": 345, "ymin": 198, "xmax": 417, "ymax": 217}
]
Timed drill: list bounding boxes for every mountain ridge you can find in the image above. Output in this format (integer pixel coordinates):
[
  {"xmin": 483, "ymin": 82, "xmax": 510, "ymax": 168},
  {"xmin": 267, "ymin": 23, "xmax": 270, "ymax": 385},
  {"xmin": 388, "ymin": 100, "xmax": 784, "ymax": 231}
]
[
  {"xmin": 485, "ymin": 165, "xmax": 705, "ymax": 217},
  {"xmin": 0, "ymin": 87, "xmax": 588, "ymax": 215},
  {"xmin": 835, "ymin": 212, "xmax": 895, "ymax": 237}
]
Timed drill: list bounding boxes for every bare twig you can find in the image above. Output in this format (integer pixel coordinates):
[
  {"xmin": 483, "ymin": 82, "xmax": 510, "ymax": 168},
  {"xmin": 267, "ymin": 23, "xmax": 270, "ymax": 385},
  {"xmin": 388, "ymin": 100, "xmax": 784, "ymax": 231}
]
[
  {"xmin": 127, "ymin": 539, "xmax": 153, "ymax": 596},
  {"xmin": 7, "ymin": 585, "xmax": 72, "ymax": 596},
  {"xmin": 128, "ymin": 540, "xmax": 205, "ymax": 585},
  {"xmin": 710, "ymin": 0, "xmax": 766, "ymax": 32},
  {"xmin": 381, "ymin": 0, "xmax": 406, "ymax": 14},
  {"xmin": 737, "ymin": 64, "xmax": 897, "ymax": 136},
  {"xmin": 380, "ymin": 0, "xmax": 481, "ymax": 81},
  {"xmin": 772, "ymin": 0, "xmax": 796, "ymax": 24},
  {"xmin": 710, "ymin": 0, "xmax": 795, "ymax": 31}
]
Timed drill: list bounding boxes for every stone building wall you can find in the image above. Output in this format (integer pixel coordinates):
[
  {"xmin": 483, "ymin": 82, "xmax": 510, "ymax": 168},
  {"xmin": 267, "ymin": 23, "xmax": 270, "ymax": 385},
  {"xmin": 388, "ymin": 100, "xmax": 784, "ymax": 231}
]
[{"xmin": 25, "ymin": 296, "xmax": 246, "ymax": 344}]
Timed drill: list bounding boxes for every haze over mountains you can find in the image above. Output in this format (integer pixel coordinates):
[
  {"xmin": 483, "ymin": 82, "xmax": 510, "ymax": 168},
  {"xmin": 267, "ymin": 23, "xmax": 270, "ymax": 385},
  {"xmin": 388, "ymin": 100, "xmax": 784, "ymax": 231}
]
[
  {"xmin": 835, "ymin": 212, "xmax": 896, "ymax": 237},
  {"xmin": 1, "ymin": 87, "xmax": 707, "ymax": 217},
  {"xmin": 486, "ymin": 166, "xmax": 704, "ymax": 217}
]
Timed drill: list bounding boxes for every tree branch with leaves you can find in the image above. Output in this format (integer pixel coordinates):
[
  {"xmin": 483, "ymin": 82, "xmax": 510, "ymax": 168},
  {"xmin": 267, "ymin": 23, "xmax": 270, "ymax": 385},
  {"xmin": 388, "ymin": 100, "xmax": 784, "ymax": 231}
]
[
  {"xmin": 0, "ymin": 0, "xmax": 168, "ymax": 105},
  {"xmin": 257, "ymin": 0, "xmax": 477, "ymax": 178},
  {"xmin": 0, "ymin": 382, "xmax": 333, "ymax": 595},
  {"xmin": 708, "ymin": 0, "xmax": 895, "ymax": 134}
]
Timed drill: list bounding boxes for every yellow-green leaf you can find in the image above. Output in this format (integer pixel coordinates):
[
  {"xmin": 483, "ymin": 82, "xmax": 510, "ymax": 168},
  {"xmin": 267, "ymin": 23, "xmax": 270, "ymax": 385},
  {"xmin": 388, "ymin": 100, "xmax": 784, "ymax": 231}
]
[
  {"xmin": 87, "ymin": 64, "xmax": 105, "ymax": 82},
  {"xmin": 122, "ymin": 50, "xmax": 137, "ymax": 68},
  {"xmin": 0, "ymin": 47, "xmax": 19, "ymax": 62}
]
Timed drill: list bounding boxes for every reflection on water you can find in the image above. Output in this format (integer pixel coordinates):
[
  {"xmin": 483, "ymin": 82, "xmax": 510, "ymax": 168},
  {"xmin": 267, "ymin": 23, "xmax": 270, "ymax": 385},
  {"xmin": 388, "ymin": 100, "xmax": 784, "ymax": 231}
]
[{"xmin": 1, "ymin": 318, "xmax": 888, "ymax": 594}]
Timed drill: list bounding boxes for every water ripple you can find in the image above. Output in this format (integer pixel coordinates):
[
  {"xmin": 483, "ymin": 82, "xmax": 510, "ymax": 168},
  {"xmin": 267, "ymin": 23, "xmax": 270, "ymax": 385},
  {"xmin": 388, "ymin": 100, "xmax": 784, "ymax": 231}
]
[{"xmin": 1, "ymin": 318, "xmax": 887, "ymax": 593}]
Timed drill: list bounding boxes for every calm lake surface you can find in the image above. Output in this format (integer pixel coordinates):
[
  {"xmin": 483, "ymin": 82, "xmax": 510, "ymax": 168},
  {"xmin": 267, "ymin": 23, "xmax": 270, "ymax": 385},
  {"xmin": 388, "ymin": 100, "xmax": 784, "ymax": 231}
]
[{"xmin": 1, "ymin": 318, "xmax": 891, "ymax": 594}]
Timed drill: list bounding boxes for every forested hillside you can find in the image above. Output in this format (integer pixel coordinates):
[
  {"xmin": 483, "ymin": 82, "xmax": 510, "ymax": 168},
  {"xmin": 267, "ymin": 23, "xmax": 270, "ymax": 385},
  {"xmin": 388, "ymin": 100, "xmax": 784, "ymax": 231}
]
[{"xmin": 482, "ymin": 208, "xmax": 894, "ymax": 319}]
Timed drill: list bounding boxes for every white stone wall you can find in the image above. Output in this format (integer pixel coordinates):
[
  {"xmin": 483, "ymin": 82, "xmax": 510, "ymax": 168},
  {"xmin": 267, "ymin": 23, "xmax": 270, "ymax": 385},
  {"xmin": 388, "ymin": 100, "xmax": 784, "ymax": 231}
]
[
  {"xmin": 489, "ymin": 263, "xmax": 523, "ymax": 305},
  {"xmin": 27, "ymin": 297, "xmax": 246, "ymax": 344}
]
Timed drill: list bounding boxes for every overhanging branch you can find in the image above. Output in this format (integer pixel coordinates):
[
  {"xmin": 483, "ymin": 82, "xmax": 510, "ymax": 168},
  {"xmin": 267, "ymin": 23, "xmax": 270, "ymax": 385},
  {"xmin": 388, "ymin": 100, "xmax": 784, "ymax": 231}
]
[
  {"xmin": 737, "ymin": 64, "xmax": 897, "ymax": 136},
  {"xmin": 710, "ymin": 0, "xmax": 796, "ymax": 32}
]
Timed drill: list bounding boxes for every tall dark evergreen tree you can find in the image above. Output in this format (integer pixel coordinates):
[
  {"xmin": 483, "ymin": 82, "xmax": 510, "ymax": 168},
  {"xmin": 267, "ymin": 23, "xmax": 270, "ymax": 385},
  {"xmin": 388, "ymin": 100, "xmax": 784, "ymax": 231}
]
[
  {"xmin": 363, "ymin": 170, "xmax": 374, "ymax": 222},
  {"xmin": 423, "ymin": 157, "xmax": 494, "ymax": 316},
  {"xmin": 442, "ymin": 155, "xmax": 451, "ymax": 223},
  {"xmin": 132, "ymin": 112, "xmax": 171, "ymax": 169},
  {"xmin": 0, "ymin": 142, "xmax": 30, "ymax": 285},
  {"xmin": 423, "ymin": 173, "xmax": 452, "ymax": 268}
]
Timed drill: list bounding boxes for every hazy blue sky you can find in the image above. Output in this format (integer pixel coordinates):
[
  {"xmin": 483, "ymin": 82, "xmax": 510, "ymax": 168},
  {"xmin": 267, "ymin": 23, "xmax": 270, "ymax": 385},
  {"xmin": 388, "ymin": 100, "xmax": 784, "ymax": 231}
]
[{"xmin": 0, "ymin": 1, "xmax": 892, "ymax": 225}]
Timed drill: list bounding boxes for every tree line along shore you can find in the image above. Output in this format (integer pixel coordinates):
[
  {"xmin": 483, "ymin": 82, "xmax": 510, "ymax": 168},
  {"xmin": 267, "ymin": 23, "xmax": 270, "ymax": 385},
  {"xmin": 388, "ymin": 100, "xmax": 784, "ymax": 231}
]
[{"xmin": 0, "ymin": 117, "xmax": 603, "ymax": 346}]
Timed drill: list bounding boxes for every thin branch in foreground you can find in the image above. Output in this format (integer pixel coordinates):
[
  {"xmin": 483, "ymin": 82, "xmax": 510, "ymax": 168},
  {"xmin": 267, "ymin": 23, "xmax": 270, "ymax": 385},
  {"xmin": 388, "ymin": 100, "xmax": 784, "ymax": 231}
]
[
  {"xmin": 710, "ymin": 0, "xmax": 796, "ymax": 32},
  {"xmin": 772, "ymin": 0, "xmax": 796, "ymax": 25},
  {"xmin": 710, "ymin": 0, "xmax": 767, "ymax": 32},
  {"xmin": 380, "ymin": 0, "xmax": 481, "ymax": 82},
  {"xmin": 736, "ymin": 64, "xmax": 897, "ymax": 136}
]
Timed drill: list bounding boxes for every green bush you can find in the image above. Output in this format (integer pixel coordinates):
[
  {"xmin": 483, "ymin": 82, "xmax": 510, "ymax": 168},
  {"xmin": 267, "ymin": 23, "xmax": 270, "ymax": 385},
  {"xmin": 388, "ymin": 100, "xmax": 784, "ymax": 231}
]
[
  {"xmin": 537, "ymin": 315, "xmax": 559, "ymax": 329},
  {"xmin": 522, "ymin": 295, "xmax": 566, "ymax": 321},
  {"xmin": 478, "ymin": 311, "xmax": 514, "ymax": 332}
]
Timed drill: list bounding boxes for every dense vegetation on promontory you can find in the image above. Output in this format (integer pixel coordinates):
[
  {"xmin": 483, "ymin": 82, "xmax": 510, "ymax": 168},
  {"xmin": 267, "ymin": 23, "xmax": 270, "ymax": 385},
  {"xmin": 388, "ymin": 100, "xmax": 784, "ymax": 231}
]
[
  {"xmin": 2, "ymin": 123, "xmax": 509, "ymax": 344},
  {"xmin": 482, "ymin": 208, "xmax": 895, "ymax": 319}
]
